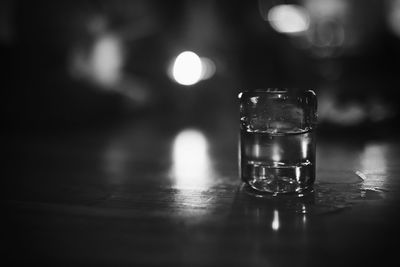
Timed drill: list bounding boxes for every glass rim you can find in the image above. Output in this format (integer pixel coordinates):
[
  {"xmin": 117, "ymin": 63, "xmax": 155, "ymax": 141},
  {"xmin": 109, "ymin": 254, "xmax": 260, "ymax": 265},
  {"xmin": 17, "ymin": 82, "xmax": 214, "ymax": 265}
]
[{"xmin": 238, "ymin": 88, "xmax": 316, "ymax": 99}]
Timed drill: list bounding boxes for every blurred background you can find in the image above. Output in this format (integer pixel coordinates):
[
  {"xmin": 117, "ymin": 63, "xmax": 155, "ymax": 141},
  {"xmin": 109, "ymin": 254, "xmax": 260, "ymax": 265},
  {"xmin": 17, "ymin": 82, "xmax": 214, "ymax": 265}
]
[{"xmin": 2, "ymin": 0, "xmax": 400, "ymax": 136}]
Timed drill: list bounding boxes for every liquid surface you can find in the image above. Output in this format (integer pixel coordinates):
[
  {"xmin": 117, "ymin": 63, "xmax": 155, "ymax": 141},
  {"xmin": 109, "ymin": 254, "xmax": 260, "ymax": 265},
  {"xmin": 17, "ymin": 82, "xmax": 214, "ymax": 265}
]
[{"xmin": 240, "ymin": 128, "xmax": 315, "ymax": 194}]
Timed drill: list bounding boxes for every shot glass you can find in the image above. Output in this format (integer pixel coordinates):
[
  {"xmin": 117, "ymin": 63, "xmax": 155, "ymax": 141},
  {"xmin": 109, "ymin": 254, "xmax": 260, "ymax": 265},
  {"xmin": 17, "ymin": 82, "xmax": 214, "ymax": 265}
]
[{"xmin": 239, "ymin": 88, "xmax": 317, "ymax": 194}]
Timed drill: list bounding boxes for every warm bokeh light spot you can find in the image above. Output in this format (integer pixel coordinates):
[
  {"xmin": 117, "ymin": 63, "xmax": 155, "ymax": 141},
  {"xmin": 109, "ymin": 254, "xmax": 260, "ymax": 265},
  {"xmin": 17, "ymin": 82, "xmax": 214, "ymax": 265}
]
[
  {"xmin": 172, "ymin": 51, "xmax": 203, "ymax": 85},
  {"xmin": 268, "ymin": 4, "xmax": 310, "ymax": 34},
  {"xmin": 200, "ymin": 57, "xmax": 216, "ymax": 80},
  {"xmin": 90, "ymin": 34, "xmax": 123, "ymax": 86},
  {"xmin": 170, "ymin": 51, "xmax": 216, "ymax": 86}
]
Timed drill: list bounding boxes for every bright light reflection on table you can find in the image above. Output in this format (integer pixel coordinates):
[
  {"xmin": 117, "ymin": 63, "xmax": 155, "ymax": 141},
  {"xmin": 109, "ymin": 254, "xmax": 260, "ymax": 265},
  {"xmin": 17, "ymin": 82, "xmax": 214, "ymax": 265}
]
[
  {"xmin": 170, "ymin": 129, "xmax": 214, "ymax": 189},
  {"xmin": 359, "ymin": 143, "xmax": 388, "ymax": 189},
  {"xmin": 170, "ymin": 129, "xmax": 217, "ymax": 218},
  {"xmin": 360, "ymin": 144, "xmax": 388, "ymax": 174}
]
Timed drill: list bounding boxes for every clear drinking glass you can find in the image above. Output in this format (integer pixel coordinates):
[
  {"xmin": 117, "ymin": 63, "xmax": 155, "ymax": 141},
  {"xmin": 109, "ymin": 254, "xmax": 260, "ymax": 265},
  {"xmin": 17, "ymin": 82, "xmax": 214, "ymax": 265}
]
[{"xmin": 239, "ymin": 88, "xmax": 317, "ymax": 194}]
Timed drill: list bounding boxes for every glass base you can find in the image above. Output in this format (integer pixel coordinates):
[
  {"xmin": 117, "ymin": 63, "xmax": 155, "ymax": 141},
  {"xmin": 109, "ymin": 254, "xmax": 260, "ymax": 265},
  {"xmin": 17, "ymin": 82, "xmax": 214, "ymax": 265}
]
[
  {"xmin": 242, "ymin": 162, "xmax": 314, "ymax": 195},
  {"xmin": 248, "ymin": 176, "xmax": 302, "ymax": 194},
  {"xmin": 244, "ymin": 181, "xmax": 313, "ymax": 197}
]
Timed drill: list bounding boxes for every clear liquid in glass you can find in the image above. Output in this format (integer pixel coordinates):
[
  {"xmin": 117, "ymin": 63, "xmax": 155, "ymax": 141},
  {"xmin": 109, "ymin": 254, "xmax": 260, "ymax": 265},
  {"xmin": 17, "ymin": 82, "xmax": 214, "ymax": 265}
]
[{"xmin": 240, "ymin": 126, "xmax": 315, "ymax": 194}]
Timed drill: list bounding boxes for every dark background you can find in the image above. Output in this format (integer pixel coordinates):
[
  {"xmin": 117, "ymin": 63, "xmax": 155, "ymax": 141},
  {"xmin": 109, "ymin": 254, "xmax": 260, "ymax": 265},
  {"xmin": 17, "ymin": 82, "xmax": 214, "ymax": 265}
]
[{"xmin": 2, "ymin": 0, "xmax": 400, "ymax": 136}]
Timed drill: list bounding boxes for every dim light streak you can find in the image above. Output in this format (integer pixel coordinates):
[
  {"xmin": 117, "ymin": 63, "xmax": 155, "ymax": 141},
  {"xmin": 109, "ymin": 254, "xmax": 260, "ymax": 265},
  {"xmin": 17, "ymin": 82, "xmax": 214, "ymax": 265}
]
[{"xmin": 272, "ymin": 209, "xmax": 280, "ymax": 231}]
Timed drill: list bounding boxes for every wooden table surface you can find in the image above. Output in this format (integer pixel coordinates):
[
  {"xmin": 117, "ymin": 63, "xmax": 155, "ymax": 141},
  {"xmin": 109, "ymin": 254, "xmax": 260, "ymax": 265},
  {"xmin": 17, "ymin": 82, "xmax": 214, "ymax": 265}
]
[{"xmin": 4, "ymin": 116, "xmax": 400, "ymax": 266}]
